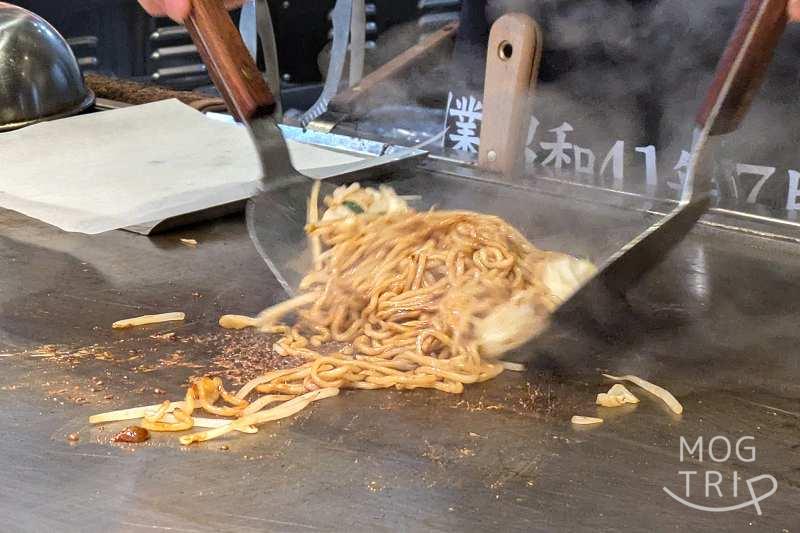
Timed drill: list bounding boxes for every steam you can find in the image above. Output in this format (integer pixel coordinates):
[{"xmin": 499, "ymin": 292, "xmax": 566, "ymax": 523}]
[
  {"xmin": 310, "ymin": 0, "xmax": 800, "ymax": 172},
  {"xmin": 483, "ymin": 0, "xmax": 800, "ymax": 172},
  {"xmin": 306, "ymin": 2, "xmax": 800, "ymax": 382}
]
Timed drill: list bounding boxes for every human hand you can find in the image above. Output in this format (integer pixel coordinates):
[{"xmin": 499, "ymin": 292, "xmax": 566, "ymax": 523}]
[
  {"xmin": 790, "ymin": 0, "xmax": 800, "ymax": 22},
  {"xmin": 138, "ymin": 0, "xmax": 244, "ymax": 23}
]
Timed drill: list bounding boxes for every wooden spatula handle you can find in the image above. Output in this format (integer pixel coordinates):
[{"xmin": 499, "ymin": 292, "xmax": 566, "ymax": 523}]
[
  {"xmin": 696, "ymin": 0, "xmax": 787, "ymax": 135},
  {"xmin": 184, "ymin": 0, "xmax": 276, "ymax": 122},
  {"xmin": 478, "ymin": 13, "xmax": 542, "ymax": 175}
]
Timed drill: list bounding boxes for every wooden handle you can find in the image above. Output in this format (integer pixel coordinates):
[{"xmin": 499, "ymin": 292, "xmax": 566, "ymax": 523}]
[
  {"xmin": 478, "ymin": 14, "xmax": 542, "ymax": 175},
  {"xmin": 184, "ymin": 0, "xmax": 276, "ymax": 122},
  {"xmin": 331, "ymin": 21, "xmax": 459, "ymax": 110},
  {"xmin": 696, "ymin": 0, "xmax": 787, "ymax": 135}
]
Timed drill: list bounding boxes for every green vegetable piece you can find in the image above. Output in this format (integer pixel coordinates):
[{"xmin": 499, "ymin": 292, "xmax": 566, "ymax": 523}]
[{"xmin": 344, "ymin": 201, "xmax": 365, "ymax": 214}]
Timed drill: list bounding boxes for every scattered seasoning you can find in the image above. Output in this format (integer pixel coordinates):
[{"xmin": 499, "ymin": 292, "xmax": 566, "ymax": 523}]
[
  {"xmin": 67, "ymin": 433, "xmax": 80, "ymax": 442},
  {"xmin": 31, "ymin": 331, "xmax": 303, "ymax": 415},
  {"xmin": 190, "ymin": 331, "xmax": 302, "ymax": 385},
  {"xmin": 112, "ymin": 426, "xmax": 150, "ymax": 443}
]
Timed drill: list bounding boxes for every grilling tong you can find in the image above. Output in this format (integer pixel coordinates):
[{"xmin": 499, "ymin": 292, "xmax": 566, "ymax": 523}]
[{"xmin": 184, "ymin": 0, "xmax": 790, "ymax": 362}]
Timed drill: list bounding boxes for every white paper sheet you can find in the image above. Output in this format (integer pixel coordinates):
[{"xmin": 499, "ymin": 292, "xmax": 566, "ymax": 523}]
[{"xmin": 0, "ymin": 100, "xmax": 362, "ymax": 234}]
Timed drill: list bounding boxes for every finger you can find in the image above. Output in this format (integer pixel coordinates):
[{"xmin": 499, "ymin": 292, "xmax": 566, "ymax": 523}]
[
  {"xmin": 790, "ymin": 0, "xmax": 800, "ymax": 22},
  {"xmin": 164, "ymin": 0, "xmax": 191, "ymax": 22},
  {"xmin": 138, "ymin": 0, "xmax": 166, "ymax": 16}
]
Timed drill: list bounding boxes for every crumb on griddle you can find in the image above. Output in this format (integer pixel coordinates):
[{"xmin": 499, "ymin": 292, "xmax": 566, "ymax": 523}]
[{"xmin": 112, "ymin": 426, "xmax": 150, "ymax": 443}]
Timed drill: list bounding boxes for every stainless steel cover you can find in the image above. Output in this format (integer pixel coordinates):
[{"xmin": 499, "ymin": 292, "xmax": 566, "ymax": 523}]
[{"xmin": 0, "ymin": 2, "xmax": 94, "ymax": 132}]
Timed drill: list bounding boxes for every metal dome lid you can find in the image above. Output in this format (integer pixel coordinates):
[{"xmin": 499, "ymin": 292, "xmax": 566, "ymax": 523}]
[{"xmin": 0, "ymin": 2, "xmax": 95, "ymax": 132}]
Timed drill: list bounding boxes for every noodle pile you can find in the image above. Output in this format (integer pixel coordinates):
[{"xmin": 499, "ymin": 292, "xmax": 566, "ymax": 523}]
[{"xmin": 90, "ymin": 184, "xmax": 594, "ymax": 444}]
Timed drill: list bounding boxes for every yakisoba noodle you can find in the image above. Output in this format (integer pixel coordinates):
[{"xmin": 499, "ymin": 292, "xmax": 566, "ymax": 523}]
[{"xmin": 90, "ymin": 183, "xmax": 595, "ymax": 444}]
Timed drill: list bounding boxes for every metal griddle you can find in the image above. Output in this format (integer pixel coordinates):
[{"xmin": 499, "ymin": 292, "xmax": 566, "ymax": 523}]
[
  {"xmin": 0, "ymin": 162, "xmax": 798, "ymax": 531},
  {"xmin": 1, "ymin": 2, "xmax": 799, "ymax": 531}
]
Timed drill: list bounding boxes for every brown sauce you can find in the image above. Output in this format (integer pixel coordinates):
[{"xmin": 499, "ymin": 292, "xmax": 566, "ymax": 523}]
[{"xmin": 112, "ymin": 426, "xmax": 150, "ymax": 443}]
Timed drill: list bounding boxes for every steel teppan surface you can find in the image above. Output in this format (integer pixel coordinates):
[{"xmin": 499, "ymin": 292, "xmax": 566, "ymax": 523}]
[{"xmin": 0, "ymin": 162, "xmax": 798, "ymax": 531}]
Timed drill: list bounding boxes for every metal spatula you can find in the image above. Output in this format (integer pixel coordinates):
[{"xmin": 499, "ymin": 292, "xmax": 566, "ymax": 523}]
[
  {"xmin": 184, "ymin": 0, "xmax": 423, "ymax": 294},
  {"xmin": 504, "ymin": 0, "xmax": 790, "ymax": 362},
  {"xmin": 185, "ymin": 0, "xmax": 786, "ymax": 360}
]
